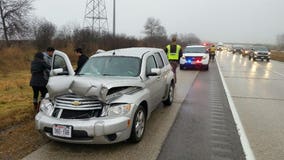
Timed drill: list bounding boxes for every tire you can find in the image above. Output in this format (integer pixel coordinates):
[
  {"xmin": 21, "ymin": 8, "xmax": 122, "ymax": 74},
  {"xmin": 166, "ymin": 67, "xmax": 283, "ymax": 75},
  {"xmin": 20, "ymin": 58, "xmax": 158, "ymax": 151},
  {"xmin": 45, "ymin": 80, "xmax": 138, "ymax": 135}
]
[
  {"xmin": 203, "ymin": 65, "xmax": 209, "ymax": 71},
  {"xmin": 267, "ymin": 59, "xmax": 270, "ymax": 62},
  {"xmin": 129, "ymin": 105, "xmax": 146, "ymax": 143},
  {"xmin": 205, "ymin": 65, "xmax": 209, "ymax": 71},
  {"xmin": 163, "ymin": 83, "xmax": 174, "ymax": 106}
]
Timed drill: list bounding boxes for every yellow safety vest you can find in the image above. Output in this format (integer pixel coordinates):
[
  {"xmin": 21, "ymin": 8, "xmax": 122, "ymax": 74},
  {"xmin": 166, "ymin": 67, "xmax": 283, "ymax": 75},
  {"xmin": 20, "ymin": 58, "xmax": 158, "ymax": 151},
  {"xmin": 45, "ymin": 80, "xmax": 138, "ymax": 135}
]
[
  {"xmin": 210, "ymin": 47, "xmax": 216, "ymax": 53},
  {"xmin": 166, "ymin": 44, "xmax": 181, "ymax": 60}
]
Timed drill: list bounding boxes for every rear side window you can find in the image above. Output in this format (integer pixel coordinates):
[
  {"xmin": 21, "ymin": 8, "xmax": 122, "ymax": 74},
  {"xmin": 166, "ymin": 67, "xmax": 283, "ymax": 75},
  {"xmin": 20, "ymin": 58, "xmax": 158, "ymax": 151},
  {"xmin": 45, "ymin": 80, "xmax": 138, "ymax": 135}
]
[
  {"xmin": 154, "ymin": 53, "xmax": 164, "ymax": 68},
  {"xmin": 146, "ymin": 56, "xmax": 157, "ymax": 75},
  {"xmin": 159, "ymin": 50, "xmax": 169, "ymax": 65}
]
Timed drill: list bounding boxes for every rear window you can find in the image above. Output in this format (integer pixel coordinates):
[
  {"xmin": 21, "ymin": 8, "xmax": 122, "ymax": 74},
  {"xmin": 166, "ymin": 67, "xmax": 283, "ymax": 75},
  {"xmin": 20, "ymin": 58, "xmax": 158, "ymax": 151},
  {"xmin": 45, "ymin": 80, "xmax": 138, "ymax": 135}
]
[{"xmin": 184, "ymin": 47, "xmax": 206, "ymax": 53}]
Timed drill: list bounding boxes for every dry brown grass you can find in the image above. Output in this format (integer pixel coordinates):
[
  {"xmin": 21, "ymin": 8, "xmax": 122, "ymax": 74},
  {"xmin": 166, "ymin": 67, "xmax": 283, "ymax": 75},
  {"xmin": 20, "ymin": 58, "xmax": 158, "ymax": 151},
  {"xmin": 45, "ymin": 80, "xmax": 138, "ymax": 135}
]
[
  {"xmin": 0, "ymin": 46, "xmax": 36, "ymax": 75},
  {"xmin": 0, "ymin": 70, "xmax": 34, "ymax": 130},
  {"xmin": 0, "ymin": 44, "xmax": 80, "ymax": 130},
  {"xmin": 271, "ymin": 51, "xmax": 284, "ymax": 62}
]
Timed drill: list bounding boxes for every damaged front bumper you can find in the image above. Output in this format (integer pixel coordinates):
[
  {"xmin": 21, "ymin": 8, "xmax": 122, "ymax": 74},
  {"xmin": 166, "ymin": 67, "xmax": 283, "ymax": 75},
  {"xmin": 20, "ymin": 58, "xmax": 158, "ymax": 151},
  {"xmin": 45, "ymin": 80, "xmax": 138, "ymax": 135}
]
[{"xmin": 35, "ymin": 112, "xmax": 132, "ymax": 144}]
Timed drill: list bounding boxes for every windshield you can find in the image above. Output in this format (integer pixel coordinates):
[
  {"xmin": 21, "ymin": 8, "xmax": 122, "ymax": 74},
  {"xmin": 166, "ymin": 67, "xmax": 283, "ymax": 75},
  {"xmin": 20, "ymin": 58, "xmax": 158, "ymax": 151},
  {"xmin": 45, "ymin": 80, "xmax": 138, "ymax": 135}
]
[
  {"xmin": 253, "ymin": 46, "xmax": 269, "ymax": 51},
  {"xmin": 184, "ymin": 47, "xmax": 207, "ymax": 53},
  {"xmin": 79, "ymin": 56, "xmax": 141, "ymax": 77}
]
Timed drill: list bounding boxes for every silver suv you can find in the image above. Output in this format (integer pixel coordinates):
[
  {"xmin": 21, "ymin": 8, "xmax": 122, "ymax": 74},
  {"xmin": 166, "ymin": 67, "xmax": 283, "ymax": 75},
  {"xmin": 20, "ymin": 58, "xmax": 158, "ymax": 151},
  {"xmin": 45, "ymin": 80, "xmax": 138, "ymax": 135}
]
[
  {"xmin": 35, "ymin": 48, "xmax": 175, "ymax": 144},
  {"xmin": 248, "ymin": 46, "xmax": 271, "ymax": 62}
]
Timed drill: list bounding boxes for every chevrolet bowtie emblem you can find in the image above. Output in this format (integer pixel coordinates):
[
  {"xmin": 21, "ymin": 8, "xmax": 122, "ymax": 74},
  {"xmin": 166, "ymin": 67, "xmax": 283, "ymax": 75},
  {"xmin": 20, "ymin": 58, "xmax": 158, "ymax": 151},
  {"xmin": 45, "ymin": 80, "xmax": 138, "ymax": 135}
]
[{"xmin": 72, "ymin": 101, "xmax": 81, "ymax": 106}]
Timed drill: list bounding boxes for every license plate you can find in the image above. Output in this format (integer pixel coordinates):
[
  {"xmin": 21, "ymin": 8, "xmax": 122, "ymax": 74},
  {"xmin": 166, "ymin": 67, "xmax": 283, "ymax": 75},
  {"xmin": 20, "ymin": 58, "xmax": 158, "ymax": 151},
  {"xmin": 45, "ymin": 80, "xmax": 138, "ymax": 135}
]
[{"xmin": 52, "ymin": 124, "xmax": 72, "ymax": 138}]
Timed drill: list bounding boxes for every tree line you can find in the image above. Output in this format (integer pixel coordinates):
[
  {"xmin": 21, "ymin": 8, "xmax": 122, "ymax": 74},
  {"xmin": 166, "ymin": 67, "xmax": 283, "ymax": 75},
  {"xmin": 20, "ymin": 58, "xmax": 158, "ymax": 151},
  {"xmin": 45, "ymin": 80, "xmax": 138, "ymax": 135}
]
[{"xmin": 0, "ymin": 0, "xmax": 202, "ymax": 54}]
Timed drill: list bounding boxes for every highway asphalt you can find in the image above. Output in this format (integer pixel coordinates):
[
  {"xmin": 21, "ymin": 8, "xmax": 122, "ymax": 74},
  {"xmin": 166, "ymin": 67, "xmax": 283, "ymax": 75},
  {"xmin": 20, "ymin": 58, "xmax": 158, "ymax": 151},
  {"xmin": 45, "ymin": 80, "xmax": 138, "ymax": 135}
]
[
  {"xmin": 217, "ymin": 52, "xmax": 284, "ymax": 160},
  {"xmin": 158, "ymin": 61, "xmax": 245, "ymax": 160}
]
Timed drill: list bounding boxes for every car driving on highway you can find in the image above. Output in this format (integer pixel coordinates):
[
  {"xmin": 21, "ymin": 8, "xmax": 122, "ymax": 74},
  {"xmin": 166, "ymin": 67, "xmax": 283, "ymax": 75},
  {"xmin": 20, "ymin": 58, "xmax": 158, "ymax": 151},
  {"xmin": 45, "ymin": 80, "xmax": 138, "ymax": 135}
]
[
  {"xmin": 248, "ymin": 46, "xmax": 271, "ymax": 62},
  {"xmin": 232, "ymin": 45, "xmax": 245, "ymax": 54},
  {"xmin": 179, "ymin": 45, "xmax": 209, "ymax": 70},
  {"xmin": 35, "ymin": 48, "xmax": 175, "ymax": 144}
]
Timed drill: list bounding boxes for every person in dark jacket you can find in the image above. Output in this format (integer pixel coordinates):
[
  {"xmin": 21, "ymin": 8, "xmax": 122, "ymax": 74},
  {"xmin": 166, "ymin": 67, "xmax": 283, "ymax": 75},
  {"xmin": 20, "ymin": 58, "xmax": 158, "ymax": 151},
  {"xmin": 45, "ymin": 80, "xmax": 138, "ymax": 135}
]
[
  {"xmin": 30, "ymin": 52, "xmax": 50, "ymax": 112},
  {"xmin": 74, "ymin": 48, "xmax": 89, "ymax": 74}
]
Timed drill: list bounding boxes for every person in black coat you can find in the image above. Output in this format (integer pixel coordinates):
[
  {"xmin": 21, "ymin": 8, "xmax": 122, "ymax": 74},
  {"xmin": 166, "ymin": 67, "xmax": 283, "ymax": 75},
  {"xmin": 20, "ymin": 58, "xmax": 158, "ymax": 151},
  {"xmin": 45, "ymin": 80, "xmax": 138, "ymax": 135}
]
[
  {"xmin": 74, "ymin": 48, "xmax": 89, "ymax": 74},
  {"xmin": 30, "ymin": 52, "xmax": 50, "ymax": 112}
]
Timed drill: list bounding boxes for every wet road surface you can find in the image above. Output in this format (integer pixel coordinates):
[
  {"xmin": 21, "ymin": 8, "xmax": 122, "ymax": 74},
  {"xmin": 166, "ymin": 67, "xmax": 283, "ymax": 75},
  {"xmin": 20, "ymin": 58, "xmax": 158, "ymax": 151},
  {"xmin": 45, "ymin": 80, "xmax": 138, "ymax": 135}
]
[
  {"xmin": 158, "ymin": 61, "xmax": 245, "ymax": 160},
  {"xmin": 217, "ymin": 52, "xmax": 284, "ymax": 160}
]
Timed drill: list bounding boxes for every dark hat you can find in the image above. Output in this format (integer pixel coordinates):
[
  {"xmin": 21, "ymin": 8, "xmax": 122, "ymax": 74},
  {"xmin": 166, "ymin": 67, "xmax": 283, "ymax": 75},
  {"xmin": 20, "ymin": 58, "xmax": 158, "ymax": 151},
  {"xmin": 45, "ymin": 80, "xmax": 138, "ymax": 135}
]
[
  {"xmin": 34, "ymin": 52, "xmax": 43, "ymax": 60},
  {"xmin": 75, "ymin": 48, "xmax": 83, "ymax": 53},
  {"xmin": 46, "ymin": 47, "xmax": 55, "ymax": 52}
]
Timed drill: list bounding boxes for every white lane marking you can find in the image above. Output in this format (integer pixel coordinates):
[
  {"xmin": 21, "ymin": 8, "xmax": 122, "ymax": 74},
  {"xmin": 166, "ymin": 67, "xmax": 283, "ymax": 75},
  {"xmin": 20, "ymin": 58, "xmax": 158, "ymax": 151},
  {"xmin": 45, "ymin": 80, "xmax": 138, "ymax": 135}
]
[
  {"xmin": 272, "ymin": 70, "xmax": 284, "ymax": 77},
  {"xmin": 215, "ymin": 59, "xmax": 256, "ymax": 160}
]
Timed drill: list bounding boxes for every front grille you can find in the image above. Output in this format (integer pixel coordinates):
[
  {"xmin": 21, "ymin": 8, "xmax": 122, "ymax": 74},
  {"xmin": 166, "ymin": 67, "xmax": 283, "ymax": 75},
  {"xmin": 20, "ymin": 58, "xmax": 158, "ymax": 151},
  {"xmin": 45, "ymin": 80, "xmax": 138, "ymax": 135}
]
[
  {"xmin": 60, "ymin": 109, "xmax": 101, "ymax": 119},
  {"xmin": 53, "ymin": 94, "xmax": 103, "ymax": 119},
  {"xmin": 55, "ymin": 94, "xmax": 102, "ymax": 108},
  {"xmin": 258, "ymin": 52, "xmax": 268, "ymax": 55}
]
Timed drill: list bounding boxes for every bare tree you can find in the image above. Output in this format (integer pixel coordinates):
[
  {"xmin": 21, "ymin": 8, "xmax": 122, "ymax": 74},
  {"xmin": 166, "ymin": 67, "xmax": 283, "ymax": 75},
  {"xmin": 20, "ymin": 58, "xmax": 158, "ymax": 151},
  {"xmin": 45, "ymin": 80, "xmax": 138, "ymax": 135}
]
[
  {"xmin": 178, "ymin": 33, "xmax": 201, "ymax": 46},
  {"xmin": 143, "ymin": 17, "xmax": 167, "ymax": 38},
  {"xmin": 33, "ymin": 19, "xmax": 56, "ymax": 50},
  {"xmin": 0, "ymin": 0, "xmax": 34, "ymax": 46},
  {"xmin": 73, "ymin": 28, "xmax": 99, "ymax": 54}
]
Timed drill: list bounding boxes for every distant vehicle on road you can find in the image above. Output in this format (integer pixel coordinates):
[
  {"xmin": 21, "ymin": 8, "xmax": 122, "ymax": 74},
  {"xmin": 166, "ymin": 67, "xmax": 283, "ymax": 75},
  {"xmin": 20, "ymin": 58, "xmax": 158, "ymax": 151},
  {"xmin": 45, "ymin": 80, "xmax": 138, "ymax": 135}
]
[
  {"xmin": 232, "ymin": 45, "xmax": 245, "ymax": 54},
  {"xmin": 242, "ymin": 45, "xmax": 253, "ymax": 56},
  {"xmin": 35, "ymin": 48, "xmax": 175, "ymax": 144},
  {"xmin": 179, "ymin": 45, "xmax": 209, "ymax": 70},
  {"xmin": 217, "ymin": 42, "xmax": 224, "ymax": 51},
  {"xmin": 249, "ymin": 46, "xmax": 271, "ymax": 62}
]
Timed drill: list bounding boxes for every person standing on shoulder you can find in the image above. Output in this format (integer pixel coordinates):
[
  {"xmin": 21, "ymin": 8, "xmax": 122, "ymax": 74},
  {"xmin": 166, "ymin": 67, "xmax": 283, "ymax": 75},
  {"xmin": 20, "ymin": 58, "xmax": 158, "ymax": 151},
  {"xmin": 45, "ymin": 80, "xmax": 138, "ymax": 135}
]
[
  {"xmin": 164, "ymin": 36, "xmax": 182, "ymax": 83},
  {"xmin": 43, "ymin": 47, "xmax": 55, "ymax": 80},
  {"xmin": 30, "ymin": 52, "xmax": 50, "ymax": 112},
  {"xmin": 74, "ymin": 48, "xmax": 89, "ymax": 74},
  {"xmin": 209, "ymin": 45, "xmax": 216, "ymax": 61}
]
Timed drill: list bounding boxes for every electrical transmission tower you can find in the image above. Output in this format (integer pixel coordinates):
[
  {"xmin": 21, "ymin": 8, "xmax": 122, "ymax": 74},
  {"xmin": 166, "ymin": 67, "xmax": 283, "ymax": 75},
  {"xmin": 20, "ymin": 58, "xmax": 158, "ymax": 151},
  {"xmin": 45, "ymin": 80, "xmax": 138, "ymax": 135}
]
[{"xmin": 84, "ymin": 0, "xmax": 109, "ymax": 35}]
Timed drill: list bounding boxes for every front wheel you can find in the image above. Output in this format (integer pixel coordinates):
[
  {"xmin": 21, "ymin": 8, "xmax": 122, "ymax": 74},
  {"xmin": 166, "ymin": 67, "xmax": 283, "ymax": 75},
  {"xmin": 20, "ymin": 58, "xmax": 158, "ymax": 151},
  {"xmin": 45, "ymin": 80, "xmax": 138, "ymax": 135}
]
[
  {"xmin": 163, "ymin": 83, "xmax": 174, "ymax": 106},
  {"xmin": 129, "ymin": 105, "xmax": 146, "ymax": 143}
]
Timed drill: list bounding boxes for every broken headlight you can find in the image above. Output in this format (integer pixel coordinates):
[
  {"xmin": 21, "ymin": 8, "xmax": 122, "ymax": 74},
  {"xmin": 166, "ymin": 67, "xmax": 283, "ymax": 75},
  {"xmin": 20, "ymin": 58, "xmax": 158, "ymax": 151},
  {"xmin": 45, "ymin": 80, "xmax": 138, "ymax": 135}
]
[{"xmin": 39, "ymin": 99, "xmax": 54, "ymax": 115}]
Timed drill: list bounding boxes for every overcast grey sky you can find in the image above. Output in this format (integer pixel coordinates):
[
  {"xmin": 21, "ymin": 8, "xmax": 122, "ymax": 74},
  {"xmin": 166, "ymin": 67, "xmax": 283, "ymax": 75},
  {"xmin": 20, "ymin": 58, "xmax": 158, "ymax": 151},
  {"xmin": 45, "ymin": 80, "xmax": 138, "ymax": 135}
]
[{"xmin": 34, "ymin": 0, "xmax": 284, "ymax": 44}]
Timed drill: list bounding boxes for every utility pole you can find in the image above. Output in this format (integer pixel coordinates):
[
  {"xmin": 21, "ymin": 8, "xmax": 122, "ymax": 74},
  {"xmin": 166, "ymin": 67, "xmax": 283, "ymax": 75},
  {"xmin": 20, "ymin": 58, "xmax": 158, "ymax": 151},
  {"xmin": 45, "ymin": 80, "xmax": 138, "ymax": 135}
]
[
  {"xmin": 113, "ymin": 0, "xmax": 116, "ymax": 37},
  {"xmin": 84, "ymin": 0, "xmax": 109, "ymax": 35}
]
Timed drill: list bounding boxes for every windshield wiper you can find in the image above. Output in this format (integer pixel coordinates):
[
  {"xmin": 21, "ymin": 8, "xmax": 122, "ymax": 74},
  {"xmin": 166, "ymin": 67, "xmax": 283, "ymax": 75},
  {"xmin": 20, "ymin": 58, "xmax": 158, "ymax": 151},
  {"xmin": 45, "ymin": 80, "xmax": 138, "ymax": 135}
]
[{"xmin": 102, "ymin": 73, "xmax": 113, "ymax": 76}]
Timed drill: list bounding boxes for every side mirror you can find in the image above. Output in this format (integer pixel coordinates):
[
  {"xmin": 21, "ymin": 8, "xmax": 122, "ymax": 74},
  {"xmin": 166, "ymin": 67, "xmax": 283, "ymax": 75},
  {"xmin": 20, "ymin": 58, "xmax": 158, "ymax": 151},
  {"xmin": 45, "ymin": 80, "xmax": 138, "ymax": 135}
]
[
  {"xmin": 147, "ymin": 68, "xmax": 161, "ymax": 77},
  {"xmin": 50, "ymin": 68, "xmax": 68, "ymax": 76}
]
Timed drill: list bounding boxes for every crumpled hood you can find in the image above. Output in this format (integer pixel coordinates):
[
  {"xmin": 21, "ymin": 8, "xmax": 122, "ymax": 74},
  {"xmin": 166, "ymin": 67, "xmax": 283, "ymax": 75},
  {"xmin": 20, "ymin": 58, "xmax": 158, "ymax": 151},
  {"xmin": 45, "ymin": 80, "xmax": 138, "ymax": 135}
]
[{"xmin": 47, "ymin": 76, "xmax": 144, "ymax": 103}]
